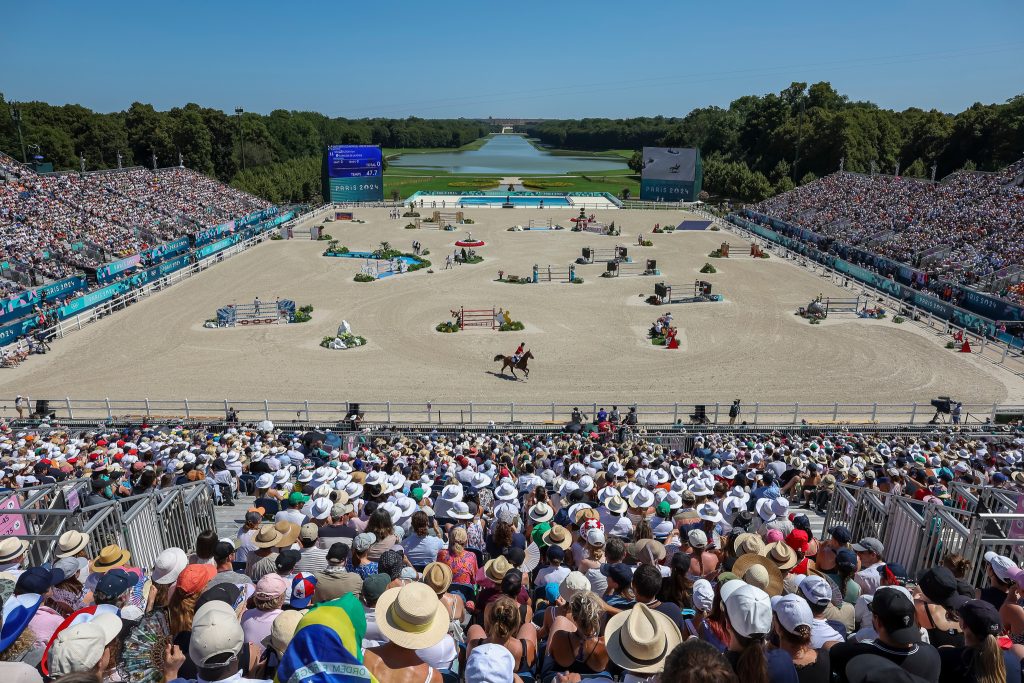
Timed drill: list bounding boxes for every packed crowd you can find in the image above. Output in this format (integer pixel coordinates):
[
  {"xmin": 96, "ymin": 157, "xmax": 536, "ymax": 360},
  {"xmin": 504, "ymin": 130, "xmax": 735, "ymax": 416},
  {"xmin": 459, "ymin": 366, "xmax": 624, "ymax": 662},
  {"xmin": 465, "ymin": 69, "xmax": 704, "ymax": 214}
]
[
  {"xmin": 755, "ymin": 160, "xmax": 1024, "ymax": 303},
  {"xmin": 0, "ymin": 152, "xmax": 270, "ymax": 284},
  {"xmin": 3, "ymin": 422, "xmax": 1024, "ymax": 683}
]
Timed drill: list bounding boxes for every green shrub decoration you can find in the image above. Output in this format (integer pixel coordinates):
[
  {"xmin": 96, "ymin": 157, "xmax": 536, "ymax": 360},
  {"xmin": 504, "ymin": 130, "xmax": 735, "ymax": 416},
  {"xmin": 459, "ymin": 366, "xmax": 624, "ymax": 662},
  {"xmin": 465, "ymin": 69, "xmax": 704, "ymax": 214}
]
[
  {"xmin": 270, "ymin": 233, "xmax": 283, "ymax": 241},
  {"xmin": 570, "ymin": 277, "xmax": 584, "ymax": 284},
  {"xmin": 945, "ymin": 341, "xmax": 956, "ymax": 349},
  {"xmin": 354, "ymin": 273, "xmax": 375, "ymax": 283},
  {"xmin": 320, "ymin": 333, "xmax": 367, "ymax": 349},
  {"xmin": 403, "ymin": 211, "xmax": 420, "ymax": 218},
  {"xmin": 893, "ymin": 316, "xmax": 905, "ymax": 324},
  {"xmin": 700, "ymin": 263, "xmax": 717, "ymax": 274},
  {"xmin": 499, "ymin": 320, "xmax": 525, "ymax": 332},
  {"xmin": 709, "ymin": 249, "xmax": 723, "ymax": 258},
  {"xmin": 405, "ymin": 223, "xmax": 418, "ymax": 229},
  {"xmin": 318, "ymin": 233, "xmax": 332, "ymax": 241},
  {"xmin": 436, "ymin": 321, "xmax": 460, "ymax": 333}
]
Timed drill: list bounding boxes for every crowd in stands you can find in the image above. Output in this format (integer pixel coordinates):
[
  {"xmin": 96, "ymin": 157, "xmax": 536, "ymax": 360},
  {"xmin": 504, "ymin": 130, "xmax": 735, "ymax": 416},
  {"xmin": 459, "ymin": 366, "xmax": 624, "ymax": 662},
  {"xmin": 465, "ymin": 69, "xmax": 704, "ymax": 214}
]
[
  {"xmin": 0, "ymin": 152, "xmax": 270, "ymax": 286},
  {"xmin": 2, "ymin": 420, "xmax": 1024, "ymax": 683},
  {"xmin": 754, "ymin": 159, "xmax": 1024, "ymax": 304}
]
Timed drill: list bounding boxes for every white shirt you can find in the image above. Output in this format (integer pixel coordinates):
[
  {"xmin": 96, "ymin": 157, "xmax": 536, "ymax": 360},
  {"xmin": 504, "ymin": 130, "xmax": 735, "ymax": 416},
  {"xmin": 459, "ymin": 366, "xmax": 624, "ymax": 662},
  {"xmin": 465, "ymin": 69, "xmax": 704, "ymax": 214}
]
[
  {"xmin": 599, "ymin": 511, "xmax": 634, "ymax": 539},
  {"xmin": 536, "ymin": 565, "xmax": 570, "ymax": 587},
  {"xmin": 854, "ymin": 561, "xmax": 885, "ymax": 596},
  {"xmin": 416, "ymin": 634, "xmax": 457, "ymax": 670},
  {"xmin": 810, "ymin": 618, "xmax": 844, "ymax": 649},
  {"xmin": 275, "ymin": 509, "xmax": 307, "ymax": 526}
]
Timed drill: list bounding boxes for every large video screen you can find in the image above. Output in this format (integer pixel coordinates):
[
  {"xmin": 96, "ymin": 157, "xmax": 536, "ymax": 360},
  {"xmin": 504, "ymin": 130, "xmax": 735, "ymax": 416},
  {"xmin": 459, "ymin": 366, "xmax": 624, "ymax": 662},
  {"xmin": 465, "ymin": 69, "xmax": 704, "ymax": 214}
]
[
  {"xmin": 640, "ymin": 147, "xmax": 702, "ymax": 201},
  {"xmin": 322, "ymin": 145, "xmax": 384, "ymax": 202}
]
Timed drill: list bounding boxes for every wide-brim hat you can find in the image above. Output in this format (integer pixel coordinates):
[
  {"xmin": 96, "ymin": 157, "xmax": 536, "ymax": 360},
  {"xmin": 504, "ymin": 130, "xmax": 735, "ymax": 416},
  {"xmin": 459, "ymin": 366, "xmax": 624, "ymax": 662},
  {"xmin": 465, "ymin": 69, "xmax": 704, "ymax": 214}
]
[
  {"xmin": 494, "ymin": 483, "xmax": 518, "ymax": 501},
  {"xmin": 0, "ymin": 537, "xmax": 30, "ymax": 564},
  {"xmin": 89, "ymin": 544, "xmax": 131, "ymax": 573},
  {"xmin": 422, "ymin": 562, "xmax": 453, "ymax": 595},
  {"xmin": 762, "ymin": 541, "xmax": 799, "ymax": 571},
  {"xmin": 152, "ymin": 547, "xmax": 188, "ymax": 585},
  {"xmin": 0, "ymin": 593, "xmax": 42, "ymax": 652},
  {"xmin": 731, "ymin": 553, "xmax": 784, "ymax": 597},
  {"xmin": 253, "ymin": 524, "xmax": 284, "ymax": 549},
  {"xmin": 275, "ymin": 521, "xmax": 301, "ymax": 547},
  {"xmin": 375, "ymin": 582, "xmax": 449, "ymax": 650},
  {"xmin": 606, "ymin": 495, "xmax": 628, "ymax": 516},
  {"xmin": 605, "ymin": 603, "xmax": 682, "ymax": 674},
  {"xmin": 542, "ymin": 524, "xmax": 572, "ymax": 550},
  {"xmin": 54, "ymin": 530, "xmax": 90, "ymax": 559},
  {"xmin": 447, "ymin": 501, "xmax": 474, "ymax": 520},
  {"xmin": 483, "ymin": 556, "xmax": 513, "ymax": 583},
  {"xmin": 529, "ymin": 502, "xmax": 554, "ymax": 523},
  {"xmin": 628, "ymin": 538, "xmax": 666, "ymax": 563}
]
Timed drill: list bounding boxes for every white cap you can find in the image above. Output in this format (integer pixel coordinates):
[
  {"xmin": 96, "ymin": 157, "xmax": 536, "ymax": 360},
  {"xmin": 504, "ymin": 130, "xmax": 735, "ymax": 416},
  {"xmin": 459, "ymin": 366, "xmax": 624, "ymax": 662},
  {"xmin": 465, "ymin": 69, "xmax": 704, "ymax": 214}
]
[
  {"xmin": 189, "ymin": 601, "xmax": 244, "ymax": 668},
  {"xmin": 586, "ymin": 527, "xmax": 606, "ymax": 547},
  {"xmin": 723, "ymin": 583, "xmax": 772, "ymax": 637},
  {"xmin": 48, "ymin": 612, "xmax": 123, "ymax": 675},
  {"xmin": 465, "ymin": 643, "xmax": 515, "ymax": 683},
  {"xmin": 984, "ymin": 551, "xmax": 1020, "ymax": 582},
  {"xmin": 798, "ymin": 575, "xmax": 832, "ymax": 607},
  {"xmin": 692, "ymin": 578, "xmax": 715, "ymax": 612},
  {"xmin": 771, "ymin": 594, "xmax": 814, "ymax": 634},
  {"xmin": 688, "ymin": 529, "xmax": 708, "ymax": 548}
]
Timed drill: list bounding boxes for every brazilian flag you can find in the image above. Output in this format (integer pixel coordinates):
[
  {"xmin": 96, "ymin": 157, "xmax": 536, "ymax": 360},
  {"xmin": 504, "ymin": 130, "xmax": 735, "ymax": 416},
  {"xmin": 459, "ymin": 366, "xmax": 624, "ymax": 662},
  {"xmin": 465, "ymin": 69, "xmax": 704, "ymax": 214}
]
[{"xmin": 275, "ymin": 593, "xmax": 377, "ymax": 683}]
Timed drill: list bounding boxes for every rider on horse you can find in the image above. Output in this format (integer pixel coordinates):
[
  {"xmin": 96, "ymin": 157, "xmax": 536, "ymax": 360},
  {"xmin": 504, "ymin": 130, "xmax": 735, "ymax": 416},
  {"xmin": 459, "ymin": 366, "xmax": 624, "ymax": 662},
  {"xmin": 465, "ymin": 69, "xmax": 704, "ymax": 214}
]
[{"xmin": 511, "ymin": 341, "xmax": 526, "ymax": 364}]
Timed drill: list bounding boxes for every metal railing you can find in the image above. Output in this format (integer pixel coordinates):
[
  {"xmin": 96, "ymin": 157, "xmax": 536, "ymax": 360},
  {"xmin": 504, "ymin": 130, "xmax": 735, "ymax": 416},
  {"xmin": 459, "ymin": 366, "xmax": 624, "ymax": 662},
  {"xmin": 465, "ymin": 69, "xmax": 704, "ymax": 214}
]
[
  {"xmin": 4, "ymin": 397, "xmax": 1022, "ymax": 426},
  {"xmin": 822, "ymin": 482, "xmax": 1024, "ymax": 586},
  {"xmin": 2, "ymin": 480, "xmax": 216, "ymax": 567}
]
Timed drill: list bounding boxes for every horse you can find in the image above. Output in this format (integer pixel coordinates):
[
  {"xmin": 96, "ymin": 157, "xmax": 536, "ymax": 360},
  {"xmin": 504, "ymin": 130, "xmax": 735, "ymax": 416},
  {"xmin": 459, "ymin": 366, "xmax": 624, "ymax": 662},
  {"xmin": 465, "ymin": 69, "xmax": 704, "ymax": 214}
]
[{"xmin": 493, "ymin": 350, "xmax": 534, "ymax": 379}]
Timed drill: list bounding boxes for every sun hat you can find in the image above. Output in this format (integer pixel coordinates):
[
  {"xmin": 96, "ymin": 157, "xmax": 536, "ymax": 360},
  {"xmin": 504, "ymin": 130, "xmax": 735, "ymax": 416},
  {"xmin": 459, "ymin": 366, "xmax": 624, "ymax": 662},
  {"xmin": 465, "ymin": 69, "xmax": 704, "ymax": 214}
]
[
  {"xmin": 604, "ymin": 603, "xmax": 682, "ymax": 674},
  {"xmin": 0, "ymin": 538, "xmax": 29, "ymax": 565},
  {"xmin": 692, "ymin": 579, "xmax": 715, "ymax": 612},
  {"xmin": 733, "ymin": 532, "xmax": 766, "ymax": 556},
  {"xmin": 252, "ymin": 524, "xmax": 284, "ymax": 548},
  {"xmin": 762, "ymin": 541, "xmax": 798, "ymax": 571},
  {"xmin": 605, "ymin": 495, "xmax": 628, "ymax": 516},
  {"xmin": 89, "ymin": 544, "xmax": 130, "ymax": 573},
  {"xmin": 190, "ymin": 601, "xmax": 244, "ymax": 668},
  {"xmin": 274, "ymin": 520, "xmax": 301, "ymax": 547},
  {"xmin": 528, "ymin": 502, "xmax": 554, "ymax": 523},
  {"xmin": 771, "ymin": 593, "xmax": 814, "ymax": 634},
  {"xmin": 755, "ymin": 498, "xmax": 777, "ymax": 523},
  {"xmin": 53, "ymin": 530, "xmax": 90, "ymax": 558},
  {"xmin": 447, "ymin": 501, "xmax": 474, "ymax": 520},
  {"xmin": 629, "ymin": 488, "xmax": 655, "ymax": 509},
  {"xmin": 494, "ymin": 482, "xmax": 517, "ymax": 501},
  {"xmin": 151, "ymin": 547, "xmax": 188, "ymax": 585},
  {"xmin": 264, "ymin": 608, "xmax": 306, "ymax": 655},
  {"xmin": 723, "ymin": 583, "xmax": 772, "ymax": 637},
  {"xmin": 731, "ymin": 553, "xmax": 784, "ymax": 597},
  {"xmin": 255, "ymin": 473, "xmax": 274, "ymax": 489},
  {"xmin": 628, "ymin": 538, "xmax": 666, "ymax": 564},
  {"xmin": 375, "ymin": 582, "xmax": 449, "ymax": 649},
  {"xmin": 47, "ymin": 611, "xmax": 122, "ymax": 676},
  {"xmin": 918, "ymin": 566, "xmax": 968, "ymax": 610},
  {"xmin": 290, "ymin": 572, "xmax": 317, "ymax": 609},
  {"xmin": 465, "ymin": 643, "xmax": 516, "ymax": 683},
  {"xmin": 309, "ymin": 498, "xmax": 332, "ymax": 520},
  {"xmin": 542, "ymin": 524, "xmax": 573, "ymax": 550},
  {"xmin": 0, "ymin": 593, "xmax": 42, "ymax": 652},
  {"xmin": 422, "ymin": 562, "xmax": 453, "ymax": 595},
  {"xmin": 559, "ymin": 571, "xmax": 592, "ymax": 603},
  {"xmin": 483, "ymin": 556, "xmax": 513, "ymax": 583}
]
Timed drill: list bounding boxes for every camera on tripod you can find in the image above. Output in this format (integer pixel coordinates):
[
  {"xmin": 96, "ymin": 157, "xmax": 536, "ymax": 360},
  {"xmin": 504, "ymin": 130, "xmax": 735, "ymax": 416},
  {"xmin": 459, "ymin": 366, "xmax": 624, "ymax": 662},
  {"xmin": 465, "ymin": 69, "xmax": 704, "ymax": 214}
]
[{"xmin": 929, "ymin": 396, "xmax": 955, "ymax": 424}]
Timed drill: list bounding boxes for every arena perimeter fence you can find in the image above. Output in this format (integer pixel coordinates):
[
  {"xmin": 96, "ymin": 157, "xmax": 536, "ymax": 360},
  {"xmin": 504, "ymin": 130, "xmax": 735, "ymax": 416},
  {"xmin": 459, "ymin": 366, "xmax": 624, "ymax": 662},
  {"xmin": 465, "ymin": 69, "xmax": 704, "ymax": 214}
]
[
  {"xmin": 6, "ymin": 397, "xmax": 1023, "ymax": 426},
  {"xmin": 0, "ymin": 479, "xmax": 216, "ymax": 568},
  {"xmin": 822, "ymin": 481, "xmax": 1024, "ymax": 588}
]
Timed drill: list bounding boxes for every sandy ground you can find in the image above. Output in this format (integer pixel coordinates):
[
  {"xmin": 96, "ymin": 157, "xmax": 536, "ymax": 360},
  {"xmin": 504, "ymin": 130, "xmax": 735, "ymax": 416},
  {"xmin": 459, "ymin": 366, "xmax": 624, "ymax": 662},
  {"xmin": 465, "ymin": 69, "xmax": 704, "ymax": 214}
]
[{"xmin": 2, "ymin": 208, "xmax": 1022, "ymax": 409}]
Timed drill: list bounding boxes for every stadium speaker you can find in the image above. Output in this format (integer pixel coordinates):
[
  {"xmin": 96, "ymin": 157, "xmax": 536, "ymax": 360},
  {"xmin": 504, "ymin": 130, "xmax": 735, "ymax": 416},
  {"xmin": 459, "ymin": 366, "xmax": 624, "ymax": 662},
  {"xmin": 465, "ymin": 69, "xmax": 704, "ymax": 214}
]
[{"xmin": 930, "ymin": 397, "xmax": 951, "ymax": 414}]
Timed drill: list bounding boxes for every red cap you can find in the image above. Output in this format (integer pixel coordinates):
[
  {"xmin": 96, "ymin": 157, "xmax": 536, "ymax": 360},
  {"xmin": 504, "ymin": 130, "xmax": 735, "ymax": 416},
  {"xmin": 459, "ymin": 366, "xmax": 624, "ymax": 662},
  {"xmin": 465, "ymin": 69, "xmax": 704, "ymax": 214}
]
[{"xmin": 785, "ymin": 529, "xmax": 810, "ymax": 554}]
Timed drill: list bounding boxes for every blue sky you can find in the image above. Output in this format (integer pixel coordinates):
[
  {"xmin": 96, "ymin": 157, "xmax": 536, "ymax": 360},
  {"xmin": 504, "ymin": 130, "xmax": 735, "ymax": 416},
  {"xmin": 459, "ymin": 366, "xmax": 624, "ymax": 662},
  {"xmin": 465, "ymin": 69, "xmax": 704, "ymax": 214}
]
[{"xmin": 5, "ymin": 0, "xmax": 1023, "ymax": 118}]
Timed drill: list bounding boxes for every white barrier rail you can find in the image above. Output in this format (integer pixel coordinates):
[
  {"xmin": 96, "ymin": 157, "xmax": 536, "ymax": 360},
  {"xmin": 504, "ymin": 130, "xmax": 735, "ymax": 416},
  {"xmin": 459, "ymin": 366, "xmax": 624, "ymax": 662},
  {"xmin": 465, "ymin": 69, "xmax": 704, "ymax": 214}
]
[{"xmin": 5, "ymin": 397, "xmax": 1022, "ymax": 425}]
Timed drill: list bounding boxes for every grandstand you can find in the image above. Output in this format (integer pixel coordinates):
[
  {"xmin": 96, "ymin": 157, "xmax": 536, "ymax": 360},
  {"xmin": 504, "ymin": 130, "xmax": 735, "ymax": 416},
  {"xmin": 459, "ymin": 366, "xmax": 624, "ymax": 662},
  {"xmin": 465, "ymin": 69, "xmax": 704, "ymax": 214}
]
[{"xmin": 754, "ymin": 159, "xmax": 1024, "ymax": 304}]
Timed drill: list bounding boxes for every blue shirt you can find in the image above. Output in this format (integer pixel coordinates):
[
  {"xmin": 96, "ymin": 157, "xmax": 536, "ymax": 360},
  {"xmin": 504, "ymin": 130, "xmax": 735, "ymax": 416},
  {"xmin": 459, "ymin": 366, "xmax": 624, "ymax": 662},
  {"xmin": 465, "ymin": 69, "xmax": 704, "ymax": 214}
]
[{"xmin": 401, "ymin": 533, "xmax": 444, "ymax": 567}]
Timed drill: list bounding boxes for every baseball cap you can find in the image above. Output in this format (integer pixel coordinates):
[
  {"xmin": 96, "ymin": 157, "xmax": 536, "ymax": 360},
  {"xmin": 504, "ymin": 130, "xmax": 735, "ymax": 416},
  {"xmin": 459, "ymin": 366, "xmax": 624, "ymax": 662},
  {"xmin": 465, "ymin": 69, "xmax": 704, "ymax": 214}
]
[
  {"xmin": 326, "ymin": 543, "xmax": 349, "ymax": 565},
  {"xmin": 96, "ymin": 568, "xmax": 139, "ymax": 598},
  {"xmin": 828, "ymin": 526, "xmax": 852, "ymax": 544},
  {"xmin": 288, "ymin": 491, "xmax": 310, "ymax": 506},
  {"xmin": 189, "ymin": 601, "xmax": 244, "ymax": 668},
  {"xmin": 362, "ymin": 573, "xmax": 390, "ymax": 605},
  {"xmin": 692, "ymin": 578, "xmax": 715, "ymax": 612},
  {"xmin": 600, "ymin": 562, "xmax": 633, "ymax": 589},
  {"xmin": 547, "ymin": 545, "xmax": 565, "ymax": 562},
  {"xmin": 846, "ymin": 654, "xmax": 932, "ymax": 683},
  {"xmin": 196, "ymin": 583, "xmax": 244, "ymax": 612},
  {"xmin": 869, "ymin": 586, "xmax": 919, "ymax": 643},
  {"xmin": 771, "ymin": 593, "xmax": 814, "ymax": 634},
  {"xmin": 797, "ymin": 575, "xmax": 831, "ymax": 607},
  {"xmin": 785, "ymin": 530, "xmax": 809, "ymax": 554},
  {"xmin": 918, "ymin": 566, "xmax": 968, "ymax": 609},
  {"xmin": 688, "ymin": 529, "xmax": 708, "ymax": 548},
  {"xmin": 255, "ymin": 573, "xmax": 289, "ymax": 600},
  {"xmin": 852, "ymin": 537, "xmax": 884, "ymax": 555},
  {"xmin": 290, "ymin": 572, "xmax": 317, "ymax": 609},
  {"xmin": 881, "ymin": 562, "xmax": 909, "ymax": 586},
  {"xmin": 723, "ymin": 583, "xmax": 772, "ymax": 637},
  {"xmin": 957, "ymin": 599, "xmax": 1002, "ymax": 638},
  {"xmin": 984, "ymin": 551, "xmax": 1020, "ymax": 583},
  {"xmin": 299, "ymin": 523, "xmax": 319, "ymax": 543},
  {"xmin": 585, "ymin": 527, "xmax": 605, "ymax": 546},
  {"xmin": 48, "ymin": 612, "xmax": 123, "ymax": 675},
  {"xmin": 465, "ymin": 643, "xmax": 516, "ymax": 683},
  {"xmin": 275, "ymin": 549, "xmax": 300, "ymax": 573},
  {"xmin": 836, "ymin": 548, "xmax": 858, "ymax": 572},
  {"xmin": 15, "ymin": 565, "xmax": 66, "ymax": 595},
  {"xmin": 353, "ymin": 533, "xmax": 376, "ymax": 553}
]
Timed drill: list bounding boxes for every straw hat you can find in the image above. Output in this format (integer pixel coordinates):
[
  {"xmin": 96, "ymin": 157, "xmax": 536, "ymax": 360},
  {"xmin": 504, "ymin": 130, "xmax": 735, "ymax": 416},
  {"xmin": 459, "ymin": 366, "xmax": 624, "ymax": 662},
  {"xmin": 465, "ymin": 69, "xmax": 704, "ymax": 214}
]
[
  {"xmin": 274, "ymin": 520, "xmax": 301, "ymax": 547},
  {"xmin": 528, "ymin": 502, "xmax": 554, "ymax": 523},
  {"xmin": 252, "ymin": 524, "xmax": 284, "ymax": 549},
  {"xmin": 483, "ymin": 556, "xmax": 513, "ymax": 583},
  {"xmin": 375, "ymin": 582, "xmax": 449, "ymax": 649},
  {"xmin": 0, "ymin": 537, "xmax": 29, "ymax": 565},
  {"xmin": 733, "ymin": 532, "xmax": 766, "ymax": 556},
  {"xmin": 604, "ymin": 603, "xmax": 682, "ymax": 674},
  {"xmin": 542, "ymin": 525, "xmax": 572, "ymax": 550},
  {"xmin": 605, "ymin": 495, "xmax": 628, "ymax": 516},
  {"xmin": 731, "ymin": 553, "xmax": 784, "ymax": 597},
  {"xmin": 559, "ymin": 571, "xmax": 591, "ymax": 603},
  {"xmin": 762, "ymin": 541, "xmax": 798, "ymax": 571},
  {"xmin": 54, "ymin": 531, "xmax": 90, "ymax": 559},
  {"xmin": 89, "ymin": 544, "xmax": 130, "ymax": 573},
  {"xmin": 422, "ymin": 562, "xmax": 453, "ymax": 595},
  {"xmin": 628, "ymin": 538, "xmax": 666, "ymax": 563}
]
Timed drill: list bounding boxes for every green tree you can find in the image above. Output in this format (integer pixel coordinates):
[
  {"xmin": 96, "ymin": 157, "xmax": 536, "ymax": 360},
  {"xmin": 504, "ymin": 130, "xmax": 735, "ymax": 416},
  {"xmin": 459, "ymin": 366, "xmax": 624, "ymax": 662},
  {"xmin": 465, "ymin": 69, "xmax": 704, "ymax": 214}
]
[{"xmin": 627, "ymin": 151, "xmax": 643, "ymax": 175}]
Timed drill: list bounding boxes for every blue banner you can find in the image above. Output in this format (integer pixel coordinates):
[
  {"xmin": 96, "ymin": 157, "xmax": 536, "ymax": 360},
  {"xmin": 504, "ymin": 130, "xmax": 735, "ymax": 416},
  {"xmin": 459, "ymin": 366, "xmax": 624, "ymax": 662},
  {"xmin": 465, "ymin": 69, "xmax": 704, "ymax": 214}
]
[
  {"xmin": 0, "ymin": 276, "xmax": 88, "ymax": 325},
  {"xmin": 96, "ymin": 254, "xmax": 142, "ymax": 283},
  {"xmin": 0, "ymin": 316, "xmax": 40, "ymax": 346}
]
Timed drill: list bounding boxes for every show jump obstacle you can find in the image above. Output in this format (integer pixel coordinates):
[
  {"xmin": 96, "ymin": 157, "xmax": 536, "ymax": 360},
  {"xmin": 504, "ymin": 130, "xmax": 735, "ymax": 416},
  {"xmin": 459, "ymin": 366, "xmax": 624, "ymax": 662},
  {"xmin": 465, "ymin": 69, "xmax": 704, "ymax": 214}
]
[
  {"xmin": 533, "ymin": 264, "xmax": 577, "ymax": 283},
  {"xmin": 581, "ymin": 246, "xmax": 630, "ymax": 264},
  {"xmin": 434, "ymin": 211, "xmax": 465, "ymax": 226},
  {"xmin": 717, "ymin": 242, "xmax": 766, "ymax": 258},
  {"xmin": 458, "ymin": 307, "xmax": 499, "ymax": 330},
  {"xmin": 606, "ymin": 259, "xmax": 659, "ymax": 277},
  {"xmin": 653, "ymin": 281, "xmax": 721, "ymax": 305},
  {"xmin": 217, "ymin": 299, "xmax": 296, "ymax": 326}
]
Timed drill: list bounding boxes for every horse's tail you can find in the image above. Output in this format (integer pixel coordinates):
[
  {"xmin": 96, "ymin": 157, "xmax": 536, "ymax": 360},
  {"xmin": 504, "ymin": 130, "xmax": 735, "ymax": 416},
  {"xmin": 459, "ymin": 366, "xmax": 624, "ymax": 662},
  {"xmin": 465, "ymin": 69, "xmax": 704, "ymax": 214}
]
[{"xmin": 493, "ymin": 354, "xmax": 505, "ymax": 362}]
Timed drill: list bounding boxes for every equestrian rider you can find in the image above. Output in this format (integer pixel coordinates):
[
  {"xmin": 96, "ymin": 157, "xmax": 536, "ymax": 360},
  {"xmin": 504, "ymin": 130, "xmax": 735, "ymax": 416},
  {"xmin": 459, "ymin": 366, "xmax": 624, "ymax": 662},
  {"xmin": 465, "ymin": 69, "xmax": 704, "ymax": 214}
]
[{"xmin": 512, "ymin": 341, "xmax": 526, "ymax": 364}]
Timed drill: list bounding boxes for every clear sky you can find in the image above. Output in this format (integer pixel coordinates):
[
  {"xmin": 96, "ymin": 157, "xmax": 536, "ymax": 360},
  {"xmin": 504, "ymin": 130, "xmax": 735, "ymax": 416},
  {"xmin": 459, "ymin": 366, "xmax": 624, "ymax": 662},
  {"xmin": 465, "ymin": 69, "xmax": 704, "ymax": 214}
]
[{"xmin": 5, "ymin": 0, "xmax": 1023, "ymax": 118}]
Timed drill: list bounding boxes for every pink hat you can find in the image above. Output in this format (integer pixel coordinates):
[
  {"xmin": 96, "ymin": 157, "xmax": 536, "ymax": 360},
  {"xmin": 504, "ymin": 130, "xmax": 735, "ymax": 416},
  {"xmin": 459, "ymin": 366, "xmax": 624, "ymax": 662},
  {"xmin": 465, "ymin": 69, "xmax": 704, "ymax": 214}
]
[
  {"xmin": 255, "ymin": 573, "xmax": 288, "ymax": 599},
  {"xmin": 764, "ymin": 529, "xmax": 784, "ymax": 543}
]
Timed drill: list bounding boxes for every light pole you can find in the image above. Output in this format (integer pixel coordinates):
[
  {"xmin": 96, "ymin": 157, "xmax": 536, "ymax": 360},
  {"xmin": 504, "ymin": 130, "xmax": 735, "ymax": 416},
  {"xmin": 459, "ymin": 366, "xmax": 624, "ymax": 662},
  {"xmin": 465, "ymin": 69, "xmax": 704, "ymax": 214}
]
[
  {"xmin": 117, "ymin": 151, "xmax": 123, "ymax": 170},
  {"xmin": 152, "ymin": 151, "xmax": 158, "ymax": 170},
  {"xmin": 80, "ymin": 153, "xmax": 86, "ymax": 173},
  {"xmin": 10, "ymin": 103, "xmax": 27, "ymax": 163},
  {"xmin": 235, "ymin": 107, "xmax": 245, "ymax": 171}
]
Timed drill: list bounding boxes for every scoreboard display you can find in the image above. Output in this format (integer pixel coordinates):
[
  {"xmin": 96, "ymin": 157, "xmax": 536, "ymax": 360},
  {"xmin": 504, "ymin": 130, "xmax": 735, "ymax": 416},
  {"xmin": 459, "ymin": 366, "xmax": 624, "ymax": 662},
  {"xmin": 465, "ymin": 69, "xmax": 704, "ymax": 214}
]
[{"xmin": 322, "ymin": 145, "xmax": 384, "ymax": 202}]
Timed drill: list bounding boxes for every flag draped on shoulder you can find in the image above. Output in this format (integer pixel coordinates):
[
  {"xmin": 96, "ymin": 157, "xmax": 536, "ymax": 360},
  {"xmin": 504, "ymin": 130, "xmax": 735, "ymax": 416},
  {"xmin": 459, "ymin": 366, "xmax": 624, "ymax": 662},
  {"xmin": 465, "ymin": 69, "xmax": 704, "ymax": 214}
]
[{"xmin": 275, "ymin": 593, "xmax": 377, "ymax": 683}]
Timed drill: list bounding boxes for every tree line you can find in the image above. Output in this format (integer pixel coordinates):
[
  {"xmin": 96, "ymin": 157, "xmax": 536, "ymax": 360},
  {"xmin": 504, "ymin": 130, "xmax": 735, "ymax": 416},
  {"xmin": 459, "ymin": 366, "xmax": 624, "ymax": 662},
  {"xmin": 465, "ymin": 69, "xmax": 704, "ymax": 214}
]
[
  {"xmin": 527, "ymin": 82, "xmax": 1024, "ymax": 201},
  {"xmin": 0, "ymin": 93, "xmax": 488, "ymax": 202}
]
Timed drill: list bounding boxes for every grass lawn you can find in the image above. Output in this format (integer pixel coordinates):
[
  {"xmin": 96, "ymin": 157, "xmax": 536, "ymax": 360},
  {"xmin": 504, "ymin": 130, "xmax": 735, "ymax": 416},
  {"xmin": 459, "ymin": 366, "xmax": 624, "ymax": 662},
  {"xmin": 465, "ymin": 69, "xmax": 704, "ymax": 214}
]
[
  {"xmin": 521, "ymin": 173, "xmax": 641, "ymax": 197},
  {"xmin": 383, "ymin": 175, "xmax": 503, "ymax": 199},
  {"xmin": 383, "ymin": 135, "xmax": 491, "ymax": 159}
]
